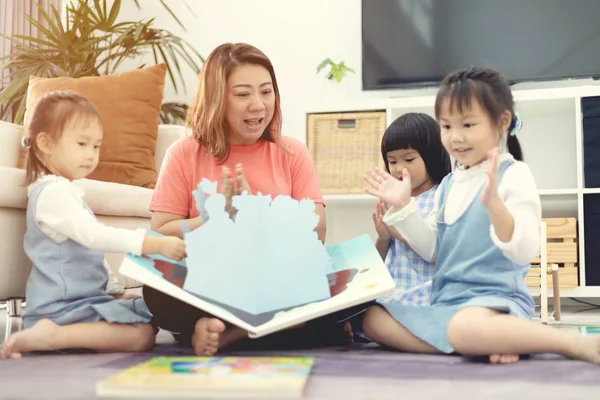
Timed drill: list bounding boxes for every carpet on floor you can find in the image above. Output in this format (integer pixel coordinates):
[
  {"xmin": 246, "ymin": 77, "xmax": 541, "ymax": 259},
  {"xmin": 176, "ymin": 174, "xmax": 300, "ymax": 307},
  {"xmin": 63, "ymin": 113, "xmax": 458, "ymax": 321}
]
[{"xmin": 1, "ymin": 342, "xmax": 599, "ymax": 400}]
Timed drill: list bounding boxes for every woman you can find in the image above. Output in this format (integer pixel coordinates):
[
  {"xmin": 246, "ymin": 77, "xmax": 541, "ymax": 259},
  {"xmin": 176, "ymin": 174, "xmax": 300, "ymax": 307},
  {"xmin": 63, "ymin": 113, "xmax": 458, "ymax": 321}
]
[{"xmin": 144, "ymin": 43, "xmax": 346, "ymax": 356}]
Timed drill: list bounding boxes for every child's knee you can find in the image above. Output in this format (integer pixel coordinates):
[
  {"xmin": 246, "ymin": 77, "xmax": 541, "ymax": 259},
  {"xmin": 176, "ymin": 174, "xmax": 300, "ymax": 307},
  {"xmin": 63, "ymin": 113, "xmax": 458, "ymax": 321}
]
[
  {"xmin": 446, "ymin": 307, "xmax": 494, "ymax": 353},
  {"xmin": 362, "ymin": 306, "xmax": 385, "ymax": 339},
  {"xmin": 447, "ymin": 314, "xmax": 470, "ymax": 351},
  {"xmin": 133, "ymin": 323, "xmax": 156, "ymax": 352}
]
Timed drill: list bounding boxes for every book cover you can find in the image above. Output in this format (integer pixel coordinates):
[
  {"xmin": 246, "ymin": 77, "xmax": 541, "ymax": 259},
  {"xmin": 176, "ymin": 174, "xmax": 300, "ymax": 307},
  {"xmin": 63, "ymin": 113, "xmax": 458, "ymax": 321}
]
[
  {"xmin": 119, "ymin": 233, "xmax": 395, "ymax": 337},
  {"xmin": 182, "ymin": 188, "xmax": 333, "ymax": 314},
  {"xmin": 96, "ymin": 356, "xmax": 314, "ymax": 398},
  {"xmin": 551, "ymin": 325, "xmax": 600, "ymax": 335},
  {"xmin": 118, "ymin": 180, "xmax": 395, "ymax": 337}
]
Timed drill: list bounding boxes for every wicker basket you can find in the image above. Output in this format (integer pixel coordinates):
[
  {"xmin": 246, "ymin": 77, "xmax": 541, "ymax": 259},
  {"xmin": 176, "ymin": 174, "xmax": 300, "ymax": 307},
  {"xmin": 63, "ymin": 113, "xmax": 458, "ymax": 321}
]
[{"xmin": 307, "ymin": 111, "xmax": 387, "ymax": 194}]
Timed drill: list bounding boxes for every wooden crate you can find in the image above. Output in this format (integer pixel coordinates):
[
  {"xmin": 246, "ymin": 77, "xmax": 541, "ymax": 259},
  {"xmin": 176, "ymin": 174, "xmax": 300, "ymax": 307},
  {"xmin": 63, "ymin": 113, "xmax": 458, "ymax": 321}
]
[
  {"xmin": 306, "ymin": 111, "xmax": 386, "ymax": 194},
  {"xmin": 526, "ymin": 218, "xmax": 578, "ymax": 288}
]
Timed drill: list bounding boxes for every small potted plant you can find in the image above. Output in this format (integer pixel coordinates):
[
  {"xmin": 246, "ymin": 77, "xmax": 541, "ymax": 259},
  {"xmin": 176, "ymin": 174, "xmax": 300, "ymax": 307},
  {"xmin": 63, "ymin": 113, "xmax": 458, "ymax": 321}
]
[{"xmin": 316, "ymin": 58, "xmax": 355, "ymax": 83}]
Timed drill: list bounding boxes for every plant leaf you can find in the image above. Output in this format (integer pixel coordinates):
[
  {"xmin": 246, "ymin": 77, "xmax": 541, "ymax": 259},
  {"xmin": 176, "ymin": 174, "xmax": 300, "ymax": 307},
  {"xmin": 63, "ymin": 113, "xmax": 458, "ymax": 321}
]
[
  {"xmin": 24, "ymin": 12, "xmax": 59, "ymax": 45},
  {"xmin": 317, "ymin": 58, "xmax": 333, "ymax": 73},
  {"xmin": 160, "ymin": 102, "xmax": 188, "ymax": 125},
  {"xmin": 155, "ymin": 43, "xmax": 178, "ymax": 92},
  {"xmin": 159, "ymin": 0, "xmax": 186, "ymax": 31},
  {"xmin": 107, "ymin": 0, "xmax": 122, "ymax": 27}
]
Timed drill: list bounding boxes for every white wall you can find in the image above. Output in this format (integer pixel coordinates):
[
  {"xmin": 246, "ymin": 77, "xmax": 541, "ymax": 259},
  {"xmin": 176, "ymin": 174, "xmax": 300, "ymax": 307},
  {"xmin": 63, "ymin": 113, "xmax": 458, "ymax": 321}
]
[{"xmin": 115, "ymin": 0, "xmax": 369, "ymax": 143}]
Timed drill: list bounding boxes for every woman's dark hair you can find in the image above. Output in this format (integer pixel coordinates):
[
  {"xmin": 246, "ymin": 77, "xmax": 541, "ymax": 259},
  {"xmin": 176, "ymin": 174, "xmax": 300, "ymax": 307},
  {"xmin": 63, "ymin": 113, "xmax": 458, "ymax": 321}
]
[
  {"xmin": 434, "ymin": 66, "xmax": 523, "ymax": 161},
  {"xmin": 381, "ymin": 112, "xmax": 451, "ymax": 184}
]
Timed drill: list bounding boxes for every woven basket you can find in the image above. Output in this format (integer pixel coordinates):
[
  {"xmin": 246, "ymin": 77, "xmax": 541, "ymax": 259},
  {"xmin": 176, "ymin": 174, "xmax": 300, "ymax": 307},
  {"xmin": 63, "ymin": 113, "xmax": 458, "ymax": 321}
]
[{"xmin": 307, "ymin": 111, "xmax": 387, "ymax": 194}]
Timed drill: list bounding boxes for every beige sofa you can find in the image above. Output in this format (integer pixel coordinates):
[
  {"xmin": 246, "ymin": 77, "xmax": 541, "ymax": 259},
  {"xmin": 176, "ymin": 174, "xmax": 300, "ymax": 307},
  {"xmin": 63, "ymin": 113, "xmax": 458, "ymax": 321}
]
[{"xmin": 0, "ymin": 120, "xmax": 187, "ymax": 305}]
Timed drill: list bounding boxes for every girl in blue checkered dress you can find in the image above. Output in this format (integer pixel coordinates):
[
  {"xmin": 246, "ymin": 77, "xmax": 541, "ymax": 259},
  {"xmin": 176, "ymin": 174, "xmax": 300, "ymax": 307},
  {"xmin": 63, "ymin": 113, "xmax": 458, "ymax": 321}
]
[{"xmin": 373, "ymin": 113, "xmax": 451, "ymax": 306}]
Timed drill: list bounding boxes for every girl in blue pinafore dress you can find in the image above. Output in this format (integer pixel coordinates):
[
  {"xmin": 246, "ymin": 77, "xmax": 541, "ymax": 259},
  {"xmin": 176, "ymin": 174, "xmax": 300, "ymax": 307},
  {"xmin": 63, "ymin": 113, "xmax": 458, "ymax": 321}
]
[
  {"xmin": 363, "ymin": 67, "xmax": 600, "ymax": 365},
  {"xmin": 0, "ymin": 91, "xmax": 186, "ymax": 359},
  {"xmin": 373, "ymin": 113, "xmax": 450, "ymax": 307}
]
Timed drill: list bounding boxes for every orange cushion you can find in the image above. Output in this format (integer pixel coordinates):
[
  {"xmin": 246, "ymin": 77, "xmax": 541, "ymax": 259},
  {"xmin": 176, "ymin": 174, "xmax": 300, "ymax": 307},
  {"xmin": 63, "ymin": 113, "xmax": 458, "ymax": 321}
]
[{"xmin": 19, "ymin": 64, "xmax": 167, "ymax": 188}]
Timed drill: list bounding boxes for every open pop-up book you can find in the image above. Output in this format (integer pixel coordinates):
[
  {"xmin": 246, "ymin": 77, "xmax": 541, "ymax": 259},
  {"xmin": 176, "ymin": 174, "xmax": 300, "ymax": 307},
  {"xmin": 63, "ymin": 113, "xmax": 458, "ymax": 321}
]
[{"xmin": 119, "ymin": 179, "xmax": 395, "ymax": 338}]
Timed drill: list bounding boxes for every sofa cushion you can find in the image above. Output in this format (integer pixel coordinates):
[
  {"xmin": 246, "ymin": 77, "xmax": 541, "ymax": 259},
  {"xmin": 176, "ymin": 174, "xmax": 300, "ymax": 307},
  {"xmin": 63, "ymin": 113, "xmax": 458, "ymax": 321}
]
[
  {"xmin": 0, "ymin": 167, "xmax": 27, "ymax": 209},
  {"xmin": 0, "ymin": 167, "xmax": 152, "ymax": 218},
  {"xmin": 0, "ymin": 121, "xmax": 23, "ymax": 168},
  {"xmin": 155, "ymin": 124, "xmax": 190, "ymax": 172},
  {"xmin": 73, "ymin": 178, "xmax": 153, "ymax": 218},
  {"xmin": 19, "ymin": 64, "xmax": 167, "ymax": 188}
]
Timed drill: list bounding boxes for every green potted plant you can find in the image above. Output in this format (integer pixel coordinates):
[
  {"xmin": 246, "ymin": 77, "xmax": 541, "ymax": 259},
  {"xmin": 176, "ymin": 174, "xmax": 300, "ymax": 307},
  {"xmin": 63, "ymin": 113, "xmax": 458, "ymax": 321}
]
[
  {"xmin": 0, "ymin": 0, "xmax": 203, "ymax": 124},
  {"xmin": 316, "ymin": 58, "xmax": 355, "ymax": 83}
]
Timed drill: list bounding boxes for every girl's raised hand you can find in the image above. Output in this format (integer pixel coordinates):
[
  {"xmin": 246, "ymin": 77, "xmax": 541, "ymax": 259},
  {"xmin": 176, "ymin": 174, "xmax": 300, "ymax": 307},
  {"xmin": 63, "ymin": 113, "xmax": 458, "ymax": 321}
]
[
  {"xmin": 364, "ymin": 167, "xmax": 412, "ymax": 209},
  {"xmin": 481, "ymin": 147, "xmax": 501, "ymax": 209},
  {"xmin": 158, "ymin": 237, "xmax": 187, "ymax": 261},
  {"xmin": 373, "ymin": 200, "xmax": 391, "ymax": 239}
]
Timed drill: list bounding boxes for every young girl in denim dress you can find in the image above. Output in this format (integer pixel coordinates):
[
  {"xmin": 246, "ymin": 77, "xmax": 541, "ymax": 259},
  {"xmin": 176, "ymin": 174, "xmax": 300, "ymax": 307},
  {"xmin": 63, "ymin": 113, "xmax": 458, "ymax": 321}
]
[{"xmin": 1, "ymin": 91, "xmax": 186, "ymax": 359}]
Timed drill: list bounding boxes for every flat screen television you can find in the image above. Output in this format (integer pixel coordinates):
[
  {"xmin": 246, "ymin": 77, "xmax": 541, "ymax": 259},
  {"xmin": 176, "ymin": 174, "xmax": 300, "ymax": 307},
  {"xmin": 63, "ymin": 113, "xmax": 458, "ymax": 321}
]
[{"xmin": 362, "ymin": 0, "xmax": 600, "ymax": 90}]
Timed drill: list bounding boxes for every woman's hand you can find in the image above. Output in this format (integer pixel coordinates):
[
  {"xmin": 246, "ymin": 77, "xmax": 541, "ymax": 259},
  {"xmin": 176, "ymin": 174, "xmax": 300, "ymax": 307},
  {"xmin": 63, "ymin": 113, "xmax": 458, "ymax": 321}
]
[
  {"xmin": 221, "ymin": 166, "xmax": 236, "ymax": 217},
  {"xmin": 364, "ymin": 167, "xmax": 412, "ymax": 209},
  {"xmin": 235, "ymin": 163, "xmax": 252, "ymax": 195}
]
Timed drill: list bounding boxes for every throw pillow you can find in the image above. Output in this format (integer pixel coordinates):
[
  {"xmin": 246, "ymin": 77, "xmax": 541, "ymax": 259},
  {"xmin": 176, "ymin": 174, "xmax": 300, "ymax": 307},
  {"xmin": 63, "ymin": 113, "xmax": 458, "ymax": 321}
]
[{"xmin": 19, "ymin": 64, "xmax": 167, "ymax": 188}]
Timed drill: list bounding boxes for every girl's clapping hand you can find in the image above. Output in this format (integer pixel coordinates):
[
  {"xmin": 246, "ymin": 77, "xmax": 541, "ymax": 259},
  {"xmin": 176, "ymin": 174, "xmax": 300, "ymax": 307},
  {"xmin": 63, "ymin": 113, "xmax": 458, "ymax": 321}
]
[{"xmin": 364, "ymin": 167, "xmax": 412, "ymax": 209}]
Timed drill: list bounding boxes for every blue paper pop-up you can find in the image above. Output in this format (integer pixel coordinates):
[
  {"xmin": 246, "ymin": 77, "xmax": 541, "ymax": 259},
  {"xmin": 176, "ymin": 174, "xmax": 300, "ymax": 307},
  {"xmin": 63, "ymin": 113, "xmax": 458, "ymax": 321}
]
[{"xmin": 182, "ymin": 179, "xmax": 333, "ymax": 315}]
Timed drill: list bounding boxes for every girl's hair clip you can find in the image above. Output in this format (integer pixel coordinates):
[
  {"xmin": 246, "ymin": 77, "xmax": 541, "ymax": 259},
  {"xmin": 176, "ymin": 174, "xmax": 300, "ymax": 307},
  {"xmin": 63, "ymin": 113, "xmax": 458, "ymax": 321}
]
[
  {"xmin": 21, "ymin": 136, "xmax": 32, "ymax": 149},
  {"xmin": 509, "ymin": 112, "xmax": 523, "ymax": 137}
]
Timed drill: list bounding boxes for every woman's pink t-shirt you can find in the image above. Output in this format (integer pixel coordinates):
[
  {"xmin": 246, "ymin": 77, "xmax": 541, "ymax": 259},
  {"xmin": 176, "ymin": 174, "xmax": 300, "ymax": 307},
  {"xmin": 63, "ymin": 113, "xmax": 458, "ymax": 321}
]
[{"xmin": 150, "ymin": 136, "xmax": 325, "ymax": 218}]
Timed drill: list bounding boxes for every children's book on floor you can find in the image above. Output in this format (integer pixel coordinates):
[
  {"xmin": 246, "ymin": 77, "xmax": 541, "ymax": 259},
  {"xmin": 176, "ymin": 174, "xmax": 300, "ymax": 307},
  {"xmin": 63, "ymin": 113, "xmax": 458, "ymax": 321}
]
[
  {"xmin": 96, "ymin": 356, "xmax": 314, "ymax": 398},
  {"xmin": 119, "ymin": 179, "xmax": 395, "ymax": 338},
  {"xmin": 551, "ymin": 325, "xmax": 600, "ymax": 335}
]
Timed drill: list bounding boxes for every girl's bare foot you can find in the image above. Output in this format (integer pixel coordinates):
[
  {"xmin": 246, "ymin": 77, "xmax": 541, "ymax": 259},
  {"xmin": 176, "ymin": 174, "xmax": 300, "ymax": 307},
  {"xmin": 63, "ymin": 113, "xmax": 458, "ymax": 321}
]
[
  {"xmin": 489, "ymin": 354, "xmax": 519, "ymax": 364},
  {"xmin": 570, "ymin": 335, "xmax": 600, "ymax": 364},
  {"xmin": 0, "ymin": 319, "xmax": 59, "ymax": 359}
]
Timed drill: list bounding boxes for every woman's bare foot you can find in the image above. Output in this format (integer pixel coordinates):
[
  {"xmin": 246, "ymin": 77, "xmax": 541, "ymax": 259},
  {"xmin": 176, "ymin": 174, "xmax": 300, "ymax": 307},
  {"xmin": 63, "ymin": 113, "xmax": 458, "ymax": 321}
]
[
  {"xmin": 191, "ymin": 318, "xmax": 248, "ymax": 356},
  {"xmin": 0, "ymin": 319, "xmax": 59, "ymax": 359},
  {"xmin": 191, "ymin": 318, "xmax": 225, "ymax": 356},
  {"xmin": 343, "ymin": 321, "xmax": 354, "ymax": 345},
  {"xmin": 489, "ymin": 354, "xmax": 519, "ymax": 364}
]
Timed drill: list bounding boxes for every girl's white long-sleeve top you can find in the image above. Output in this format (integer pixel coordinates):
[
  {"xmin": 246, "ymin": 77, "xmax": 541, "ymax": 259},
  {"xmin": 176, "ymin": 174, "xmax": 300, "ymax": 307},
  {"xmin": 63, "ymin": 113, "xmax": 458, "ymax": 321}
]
[{"xmin": 383, "ymin": 153, "xmax": 542, "ymax": 266}]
